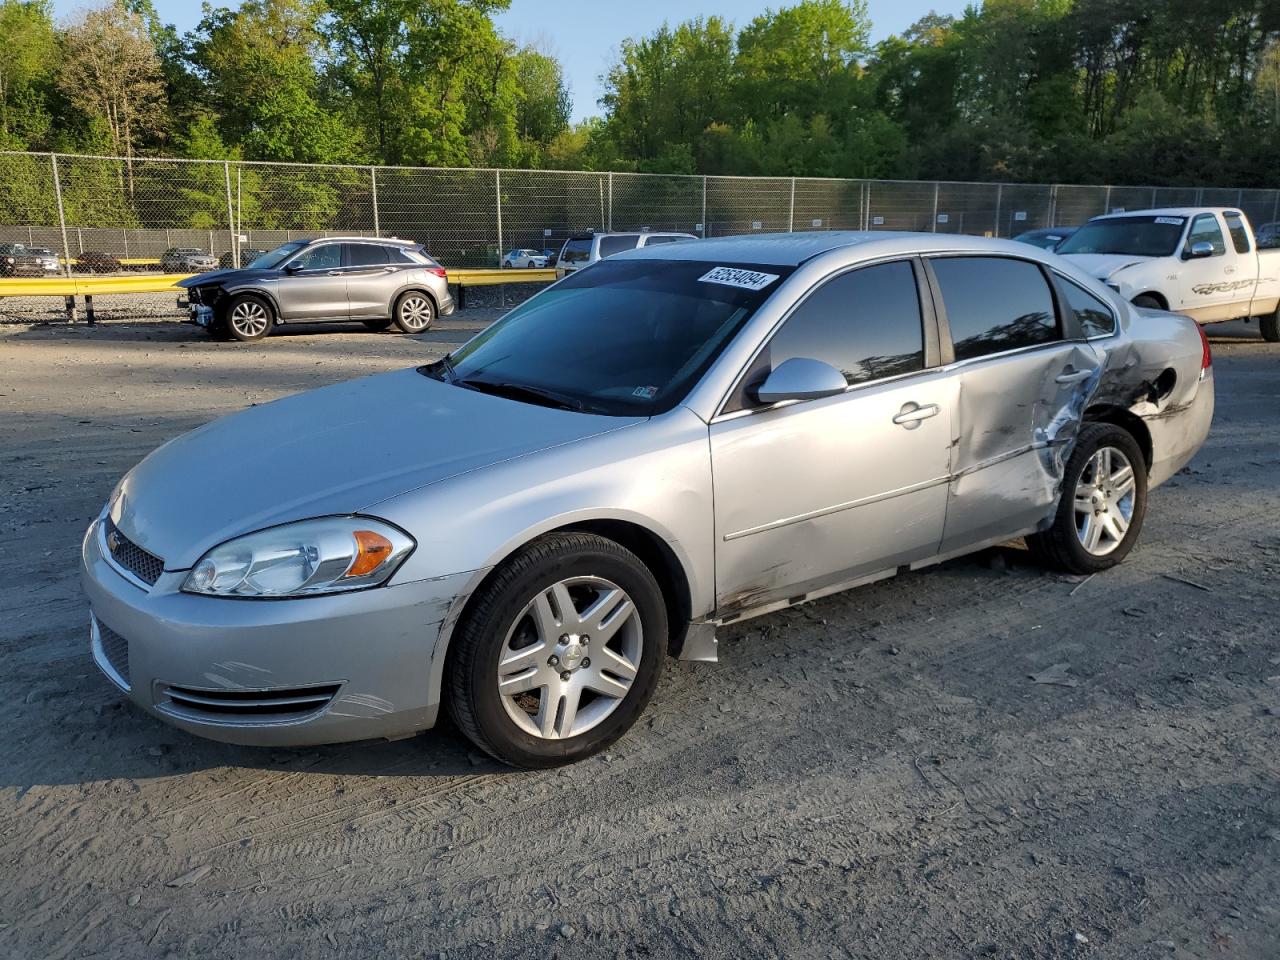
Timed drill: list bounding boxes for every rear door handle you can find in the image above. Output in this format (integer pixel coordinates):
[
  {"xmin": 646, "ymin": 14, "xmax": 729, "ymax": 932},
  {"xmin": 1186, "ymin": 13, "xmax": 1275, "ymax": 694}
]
[
  {"xmin": 1055, "ymin": 368, "xmax": 1095, "ymax": 384},
  {"xmin": 893, "ymin": 402, "xmax": 940, "ymax": 428}
]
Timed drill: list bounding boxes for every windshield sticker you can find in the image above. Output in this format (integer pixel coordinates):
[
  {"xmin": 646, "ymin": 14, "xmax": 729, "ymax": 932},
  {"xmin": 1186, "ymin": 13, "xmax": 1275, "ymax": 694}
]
[
  {"xmin": 632, "ymin": 386, "xmax": 658, "ymax": 400},
  {"xmin": 698, "ymin": 266, "xmax": 780, "ymax": 291},
  {"xmin": 1154, "ymin": 216, "xmax": 1185, "ymax": 226}
]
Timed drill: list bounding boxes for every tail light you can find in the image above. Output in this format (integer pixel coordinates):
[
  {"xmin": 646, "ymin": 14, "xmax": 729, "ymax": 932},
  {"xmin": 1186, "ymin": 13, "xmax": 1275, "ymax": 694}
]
[
  {"xmin": 1195, "ymin": 321, "xmax": 1212, "ymax": 369},
  {"xmin": 426, "ymin": 266, "xmax": 447, "ymax": 279}
]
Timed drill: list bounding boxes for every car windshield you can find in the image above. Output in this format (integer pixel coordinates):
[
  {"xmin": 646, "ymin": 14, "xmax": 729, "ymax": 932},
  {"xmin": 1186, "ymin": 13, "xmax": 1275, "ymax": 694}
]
[
  {"xmin": 250, "ymin": 241, "xmax": 307, "ymax": 270},
  {"xmin": 1057, "ymin": 216, "xmax": 1186, "ymax": 257},
  {"xmin": 423, "ymin": 259, "xmax": 793, "ymax": 416}
]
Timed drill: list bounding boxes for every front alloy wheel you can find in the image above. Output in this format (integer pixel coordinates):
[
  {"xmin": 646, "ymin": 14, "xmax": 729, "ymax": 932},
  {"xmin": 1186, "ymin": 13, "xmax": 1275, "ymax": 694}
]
[
  {"xmin": 225, "ymin": 296, "xmax": 273, "ymax": 342},
  {"xmin": 447, "ymin": 532, "xmax": 667, "ymax": 767}
]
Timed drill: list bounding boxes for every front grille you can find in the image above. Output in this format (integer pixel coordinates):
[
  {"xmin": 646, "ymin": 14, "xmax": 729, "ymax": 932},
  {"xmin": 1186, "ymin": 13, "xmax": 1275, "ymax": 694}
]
[
  {"xmin": 158, "ymin": 683, "xmax": 342, "ymax": 724},
  {"xmin": 104, "ymin": 519, "xmax": 164, "ymax": 586}
]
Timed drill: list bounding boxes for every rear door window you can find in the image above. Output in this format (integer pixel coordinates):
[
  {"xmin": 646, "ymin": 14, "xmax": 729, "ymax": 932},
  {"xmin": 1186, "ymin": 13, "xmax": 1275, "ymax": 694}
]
[
  {"xmin": 1222, "ymin": 212, "xmax": 1251, "ymax": 253},
  {"xmin": 346, "ymin": 243, "xmax": 389, "ymax": 267},
  {"xmin": 560, "ymin": 238, "xmax": 591, "ymax": 264},
  {"xmin": 1186, "ymin": 214, "xmax": 1226, "ymax": 256},
  {"xmin": 641, "ymin": 235, "xmax": 683, "ymax": 247},
  {"xmin": 599, "ymin": 235, "xmax": 640, "ymax": 258},
  {"xmin": 1060, "ymin": 278, "xmax": 1117, "ymax": 338},
  {"xmin": 763, "ymin": 260, "xmax": 926, "ymax": 387},
  {"xmin": 931, "ymin": 256, "xmax": 1059, "ymax": 361}
]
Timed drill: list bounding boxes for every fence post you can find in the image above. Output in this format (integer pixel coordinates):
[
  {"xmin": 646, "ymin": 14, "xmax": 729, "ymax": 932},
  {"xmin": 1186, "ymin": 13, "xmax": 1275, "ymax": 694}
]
[
  {"xmin": 931, "ymin": 182, "xmax": 939, "ymax": 232},
  {"xmin": 1104, "ymin": 185, "xmax": 1112, "ymax": 214},
  {"xmin": 608, "ymin": 172, "xmax": 614, "ymax": 231},
  {"xmin": 50, "ymin": 154, "xmax": 73, "ymax": 281},
  {"xmin": 1272, "ymin": 190, "xmax": 1279, "ymax": 225},
  {"xmin": 370, "ymin": 166, "xmax": 380, "ymax": 236},
  {"xmin": 788, "ymin": 178, "xmax": 796, "ymax": 232},
  {"xmin": 224, "ymin": 161, "xmax": 237, "ymax": 268},
  {"xmin": 495, "ymin": 169, "xmax": 503, "ymax": 263},
  {"xmin": 865, "ymin": 181, "xmax": 873, "ymax": 230},
  {"xmin": 1048, "ymin": 185, "xmax": 1058, "ymax": 226},
  {"xmin": 993, "ymin": 183, "xmax": 1003, "ymax": 237},
  {"xmin": 700, "ymin": 176, "xmax": 707, "ymax": 238}
]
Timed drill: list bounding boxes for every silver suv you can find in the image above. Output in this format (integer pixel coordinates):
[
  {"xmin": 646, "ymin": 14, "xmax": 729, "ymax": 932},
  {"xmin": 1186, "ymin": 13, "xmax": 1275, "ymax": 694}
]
[
  {"xmin": 555, "ymin": 231, "xmax": 698, "ymax": 278},
  {"xmin": 176, "ymin": 237, "xmax": 455, "ymax": 342}
]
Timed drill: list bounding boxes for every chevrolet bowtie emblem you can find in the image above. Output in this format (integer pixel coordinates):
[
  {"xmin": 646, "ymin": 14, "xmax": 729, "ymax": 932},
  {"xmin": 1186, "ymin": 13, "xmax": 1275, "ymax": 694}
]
[{"xmin": 106, "ymin": 529, "xmax": 121, "ymax": 554}]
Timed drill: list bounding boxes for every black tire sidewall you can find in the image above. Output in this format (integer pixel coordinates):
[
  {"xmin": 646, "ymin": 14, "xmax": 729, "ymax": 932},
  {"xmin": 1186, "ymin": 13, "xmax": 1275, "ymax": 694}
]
[
  {"xmin": 1131, "ymin": 295, "xmax": 1163, "ymax": 310},
  {"xmin": 455, "ymin": 538, "xmax": 667, "ymax": 767},
  {"xmin": 1261, "ymin": 310, "xmax": 1279, "ymax": 343},
  {"xmin": 1052, "ymin": 425, "xmax": 1149, "ymax": 573}
]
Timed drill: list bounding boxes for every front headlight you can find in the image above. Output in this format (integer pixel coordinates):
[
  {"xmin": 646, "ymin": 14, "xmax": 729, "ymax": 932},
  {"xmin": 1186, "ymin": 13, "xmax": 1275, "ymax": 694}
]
[{"xmin": 182, "ymin": 517, "xmax": 414, "ymax": 598}]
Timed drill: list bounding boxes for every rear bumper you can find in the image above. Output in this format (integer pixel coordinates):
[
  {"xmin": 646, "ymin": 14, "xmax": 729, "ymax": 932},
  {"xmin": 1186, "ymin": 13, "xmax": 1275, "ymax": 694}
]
[{"xmin": 80, "ymin": 517, "xmax": 466, "ymax": 746}]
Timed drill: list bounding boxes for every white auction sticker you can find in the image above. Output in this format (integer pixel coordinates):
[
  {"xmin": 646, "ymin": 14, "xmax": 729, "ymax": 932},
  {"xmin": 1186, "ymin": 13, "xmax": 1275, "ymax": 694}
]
[
  {"xmin": 1154, "ymin": 216, "xmax": 1185, "ymax": 225},
  {"xmin": 698, "ymin": 266, "xmax": 780, "ymax": 291}
]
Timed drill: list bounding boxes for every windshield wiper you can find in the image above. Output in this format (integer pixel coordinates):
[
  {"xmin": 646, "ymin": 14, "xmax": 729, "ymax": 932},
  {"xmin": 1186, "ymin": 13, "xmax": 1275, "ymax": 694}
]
[{"xmin": 456, "ymin": 378, "xmax": 586, "ymax": 412}]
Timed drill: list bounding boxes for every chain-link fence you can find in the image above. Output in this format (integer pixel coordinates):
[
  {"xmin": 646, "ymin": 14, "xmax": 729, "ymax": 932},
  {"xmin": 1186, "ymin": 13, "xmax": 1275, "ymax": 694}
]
[{"xmin": 2, "ymin": 149, "xmax": 1277, "ymax": 276}]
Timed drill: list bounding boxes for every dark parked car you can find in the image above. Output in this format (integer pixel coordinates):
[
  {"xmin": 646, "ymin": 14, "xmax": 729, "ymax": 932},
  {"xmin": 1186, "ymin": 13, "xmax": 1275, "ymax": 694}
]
[
  {"xmin": 74, "ymin": 251, "xmax": 122, "ymax": 273},
  {"xmin": 1013, "ymin": 227, "xmax": 1076, "ymax": 250},
  {"xmin": 218, "ymin": 248, "xmax": 270, "ymax": 270},
  {"xmin": 0, "ymin": 242, "xmax": 61, "ymax": 277},
  {"xmin": 177, "ymin": 236, "xmax": 455, "ymax": 342}
]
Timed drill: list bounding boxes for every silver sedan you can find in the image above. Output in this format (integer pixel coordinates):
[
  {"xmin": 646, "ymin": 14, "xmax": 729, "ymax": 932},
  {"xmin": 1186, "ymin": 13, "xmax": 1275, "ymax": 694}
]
[{"xmin": 81, "ymin": 233, "xmax": 1214, "ymax": 767}]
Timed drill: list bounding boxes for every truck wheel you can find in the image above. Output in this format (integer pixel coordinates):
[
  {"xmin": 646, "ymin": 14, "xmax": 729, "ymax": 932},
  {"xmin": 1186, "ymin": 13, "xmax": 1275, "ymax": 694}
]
[
  {"xmin": 446, "ymin": 532, "xmax": 667, "ymax": 768},
  {"xmin": 1131, "ymin": 295, "xmax": 1163, "ymax": 310},
  {"xmin": 224, "ymin": 295, "xmax": 275, "ymax": 342},
  {"xmin": 1027, "ymin": 423, "xmax": 1148, "ymax": 575},
  {"xmin": 1262, "ymin": 309, "xmax": 1279, "ymax": 343}
]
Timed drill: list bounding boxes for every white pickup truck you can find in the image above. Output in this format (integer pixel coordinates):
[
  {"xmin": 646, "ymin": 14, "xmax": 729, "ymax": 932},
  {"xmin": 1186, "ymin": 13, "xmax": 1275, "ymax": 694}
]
[{"xmin": 1057, "ymin": 207, "xmax": 1280, "ymax": 341}]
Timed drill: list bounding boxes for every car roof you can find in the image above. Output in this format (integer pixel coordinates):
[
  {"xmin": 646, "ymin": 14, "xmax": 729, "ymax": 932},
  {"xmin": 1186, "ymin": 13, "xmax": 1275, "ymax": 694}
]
[
  {"xmin": 616, "ymin": 230, "xmax": 1063, "ymax": 267},
  {"xmin": 1089, "ymin": 207, "xmax": 1242, "ymax": 220},
  {"xmin": 303, "ymin": 236, "xmax": 416, "ymax": 247}
]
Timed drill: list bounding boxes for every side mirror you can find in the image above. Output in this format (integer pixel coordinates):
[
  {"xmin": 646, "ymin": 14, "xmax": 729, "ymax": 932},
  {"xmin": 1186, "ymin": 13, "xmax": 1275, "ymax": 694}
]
[
  {"xmin": 1183, "ymin": 241, "xmax": 1214, "ymax": 260},
  {"xmin": 283, "ymin": 262, "xmax": 303, "ymax": 274},
  {"xmin": 750, "ymin": 357, "xmax": 847, "ymax": 406}
]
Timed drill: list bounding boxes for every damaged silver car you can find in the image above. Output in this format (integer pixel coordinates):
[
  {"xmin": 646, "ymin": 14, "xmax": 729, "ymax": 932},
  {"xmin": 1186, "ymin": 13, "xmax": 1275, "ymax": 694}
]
[{"xmin": 81, "ymin": 233, "xmax": 1214, "ymax": 767}]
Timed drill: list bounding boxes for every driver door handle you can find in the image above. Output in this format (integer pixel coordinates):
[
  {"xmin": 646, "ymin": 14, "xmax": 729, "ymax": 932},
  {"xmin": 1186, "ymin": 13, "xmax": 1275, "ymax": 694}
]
[
  {"xmin": 893, "ymin": 402, "xmax": 940, "ymax": 427},
  {"xmin": 1055, "ymin": 367, "xmax": 1095, "ymax": 384},
  {"xmin": 326, "ymin": 270, "xmax": 341, "ymax": 276}
]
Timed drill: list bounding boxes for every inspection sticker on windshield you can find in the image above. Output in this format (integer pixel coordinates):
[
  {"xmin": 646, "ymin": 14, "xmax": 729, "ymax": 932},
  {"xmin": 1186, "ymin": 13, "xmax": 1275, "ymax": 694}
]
[
  {"xmin": 698, "ymin": 266, "xmax": 780, "ymax": 291},
  {"xmin": 1154, "ymin": 216, "xmax": 1185, "ymax": 225}
]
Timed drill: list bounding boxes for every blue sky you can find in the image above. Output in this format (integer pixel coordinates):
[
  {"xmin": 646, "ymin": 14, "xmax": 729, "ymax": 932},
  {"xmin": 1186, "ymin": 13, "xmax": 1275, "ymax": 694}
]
[{"xmin": 53, "ymin": 0, "xmax": 965, "ymax": 122}]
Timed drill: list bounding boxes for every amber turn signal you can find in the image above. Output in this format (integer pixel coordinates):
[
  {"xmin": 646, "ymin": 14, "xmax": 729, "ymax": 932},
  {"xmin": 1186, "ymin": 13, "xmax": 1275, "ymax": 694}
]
[{"xmin": 348, "ymin": 530, "xmax": 394, "ymax": 577}]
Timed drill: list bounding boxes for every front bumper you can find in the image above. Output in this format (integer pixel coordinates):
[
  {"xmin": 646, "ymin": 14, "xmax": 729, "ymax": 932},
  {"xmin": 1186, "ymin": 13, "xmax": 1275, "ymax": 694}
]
[{"xmin": 80, "ymin": 518, "xmax": 466, "ymax": 746}]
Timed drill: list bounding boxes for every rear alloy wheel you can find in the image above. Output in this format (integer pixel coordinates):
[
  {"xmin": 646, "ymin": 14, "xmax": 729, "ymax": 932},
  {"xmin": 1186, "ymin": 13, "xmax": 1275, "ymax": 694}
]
[
  {"xmin": 1028, "ymin": 423, "xmax": 1148, "ymax": 574},
  {"xmin": 1262, "ymin": 308, "xmax": 1279, "ymax": 343},
  {"xmin": 393, "ymin": 292, "xmax": 434, "ymax": 333},
  {"xmin": 224, "ymin": 295, "xmax": 274, "ymax": 342},
  {"xmin": 447, "ymin": 532, "xmax": 667, "ymax": 767}
]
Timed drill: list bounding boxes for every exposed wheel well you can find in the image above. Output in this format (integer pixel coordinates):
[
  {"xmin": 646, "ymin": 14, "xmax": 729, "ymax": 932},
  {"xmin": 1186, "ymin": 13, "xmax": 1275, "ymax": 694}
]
[
  {"xmin": 1083, "ymin": 405, "xmax": 1152, "ymax": 468},
  {"xmin": 1132, "ymin": 291, "xmax": 1168, "ymax": 310},
  {"xmin": 394, "ymin": 287, "xmax": 438, "ymax": 317},
  {"xmin": 448, "ymin": 520, "xmax": 694, "ymax": 669}
]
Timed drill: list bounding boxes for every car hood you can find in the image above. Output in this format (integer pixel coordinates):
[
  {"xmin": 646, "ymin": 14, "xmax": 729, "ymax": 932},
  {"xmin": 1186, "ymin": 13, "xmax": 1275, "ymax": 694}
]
[
  {"xmin": 1059, "ymin": 253, "xmax": 1152, "ymax": 282},
  {"xmin": 176, "ymin": 267, "xmax": 277, "ymax": 287},
  {"xmin": 109, "ymin": 369, "xmax": 644, "ymax": 569}
]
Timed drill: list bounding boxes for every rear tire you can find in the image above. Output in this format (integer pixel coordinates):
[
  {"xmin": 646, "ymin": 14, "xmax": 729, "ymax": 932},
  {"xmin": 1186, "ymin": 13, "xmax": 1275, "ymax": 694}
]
[
  {"xmin": 1131, "ymin": 294, "xmax": 1163, "ymax": 310},
  {"xmin": 392, "ymin": 291, "xmax": 434, "ymax": 333},
  {"xmin": 223, "ymin": 294, "xmax": 274, "ymax": 342},
  {"xmin": 1262, "ymin": 309, "xmax": 1279, "ymax": 343},
  {"xmin": 1027, "ymin": 423, "xmax": 1148, "ymax": 575},
  {"xmin": 446, "ymin": 532, "xmax": 667, "ymax": 768}
]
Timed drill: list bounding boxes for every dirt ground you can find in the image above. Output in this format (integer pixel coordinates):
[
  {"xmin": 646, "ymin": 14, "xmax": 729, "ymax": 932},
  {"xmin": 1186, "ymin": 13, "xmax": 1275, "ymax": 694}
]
[{"xmin": 0, "ymin": 315, "xmax": 1277, "ymax": 960}]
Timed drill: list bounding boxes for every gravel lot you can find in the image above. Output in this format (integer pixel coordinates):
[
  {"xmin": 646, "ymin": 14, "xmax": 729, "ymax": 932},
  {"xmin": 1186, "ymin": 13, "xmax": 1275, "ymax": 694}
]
[{"xmin": 1, "ymin": 315, "xmax": 1278, "ymax": 959}]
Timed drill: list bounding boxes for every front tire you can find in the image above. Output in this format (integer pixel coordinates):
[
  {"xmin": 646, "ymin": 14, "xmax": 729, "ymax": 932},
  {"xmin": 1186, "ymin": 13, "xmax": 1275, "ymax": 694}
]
[
  {"xmin": 224, "ymin": 294, "xmax": 274, "ymax": 342},
  {"xmin": 1131, "ymin": 294, "xmax": 1163, "ymax": 310},
  {"xmin": 446, "ymin": 532, "xmax": 668, "ymax": 768},
  {"xmin": 1028, "ymin": 423, "xmax": 1148, "ymax": 574},
  {"xmin": 1262, "ymin": 308, "xmax": 1279, "ymax": 343},
  {"xmin": 392, "ymin": 291, "xmax": 434, "ymax": 333}
]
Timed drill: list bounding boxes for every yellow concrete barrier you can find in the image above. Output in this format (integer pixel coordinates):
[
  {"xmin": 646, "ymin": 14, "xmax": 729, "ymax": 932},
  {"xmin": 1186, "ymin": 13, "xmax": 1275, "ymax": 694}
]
[
  {"xmin": 450, "ymin": 268, "xmax": 556, "ymax": 285},
  {"xmin": 0, "ymin": 273, "xmax": 194, "ymax": 296}
]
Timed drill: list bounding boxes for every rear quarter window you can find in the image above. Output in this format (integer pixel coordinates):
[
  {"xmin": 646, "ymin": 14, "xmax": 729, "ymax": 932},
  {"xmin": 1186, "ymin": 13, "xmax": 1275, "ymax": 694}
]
[
  {"xmin": 560, "ymin": 238, "xmax": 591, "ymax": 263},
  {"xmin": 1060, "ymin": 278, "xmax": 1117, "ymax": 338},
  {"xmin": 598, "ymin": 235, "xmax": 640, "ymax": 258}
]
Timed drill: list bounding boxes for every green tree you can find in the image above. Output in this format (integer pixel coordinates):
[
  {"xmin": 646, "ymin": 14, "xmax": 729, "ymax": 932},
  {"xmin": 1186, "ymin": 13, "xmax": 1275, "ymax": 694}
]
[{"xmin": 0, "ymin": 0, "xmax": 55, "ymax": 148}]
